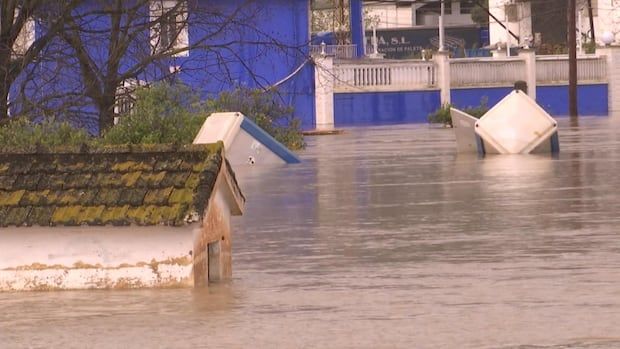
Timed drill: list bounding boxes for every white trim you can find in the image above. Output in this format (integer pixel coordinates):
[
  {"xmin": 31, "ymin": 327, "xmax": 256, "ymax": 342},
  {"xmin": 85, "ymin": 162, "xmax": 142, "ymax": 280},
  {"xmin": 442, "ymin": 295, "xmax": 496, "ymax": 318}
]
[
  {"xmin": 13, "ymin": 13, "xmax": 35, "ymax": 56},
  {"xmin": 114, "ymin": 78, "xmax": 147, "ymax": 123},
  {"xmin": 150, "ymin": 0, "xmax": 190, "ymax": 57}
]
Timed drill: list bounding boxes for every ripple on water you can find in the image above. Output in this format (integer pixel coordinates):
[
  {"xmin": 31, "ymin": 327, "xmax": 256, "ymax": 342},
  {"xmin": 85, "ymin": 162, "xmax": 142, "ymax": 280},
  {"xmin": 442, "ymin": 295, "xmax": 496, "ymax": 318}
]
[{"xmin": 3, "ymin": 118, "xmax": 620, "ymax": 348}]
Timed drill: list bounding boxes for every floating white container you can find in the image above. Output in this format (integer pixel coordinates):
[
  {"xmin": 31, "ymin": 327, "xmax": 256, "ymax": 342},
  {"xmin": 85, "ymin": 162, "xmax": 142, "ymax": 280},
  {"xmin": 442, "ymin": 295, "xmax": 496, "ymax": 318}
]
[
  {"xmin": 194, "ymin": 112, "xmax": 300, "ymax": 165},
  {"xmin": 451, "ymin": 90, "xmax": 559, "ymax": 155}
]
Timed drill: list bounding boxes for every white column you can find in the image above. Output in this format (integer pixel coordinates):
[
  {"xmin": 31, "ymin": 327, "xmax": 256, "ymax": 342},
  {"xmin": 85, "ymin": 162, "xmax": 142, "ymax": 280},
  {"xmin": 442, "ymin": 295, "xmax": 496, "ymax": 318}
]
[
  {"xmin": 313, "ymin": 54, "xmax": 335, "ymax": 130},
  {"xmin": 598, "ymin": 45, "xmax": 620, "ymax": 113},
  {"xmin": 518, "ymin": 48, "xmax": 537, "ymax": 100},
  {"xmin": 492, "ymin": 44, "xmax": 507, "ymax": 58},
  {"xmin": 434, "ymin": 51, "xmax": 451, "ymax": 105}
]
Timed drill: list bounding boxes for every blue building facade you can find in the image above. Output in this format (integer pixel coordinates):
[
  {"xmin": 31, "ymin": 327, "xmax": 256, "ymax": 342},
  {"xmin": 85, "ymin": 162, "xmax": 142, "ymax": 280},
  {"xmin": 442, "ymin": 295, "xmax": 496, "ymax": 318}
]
[
  {"xmin": 12, "ymin": 0, "xmax": 607, "ymax": 132},
  {"xmin": 14, "ymin": 0, "xmax": 329, "ymax": 131}
]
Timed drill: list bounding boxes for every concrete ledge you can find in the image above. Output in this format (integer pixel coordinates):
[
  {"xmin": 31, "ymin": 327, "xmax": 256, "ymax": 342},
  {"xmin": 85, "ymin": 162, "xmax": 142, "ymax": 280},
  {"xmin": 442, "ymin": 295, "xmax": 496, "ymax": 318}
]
[{"xmin": 302, "ymin": 129, "xmax": 345, "ymax": 136}]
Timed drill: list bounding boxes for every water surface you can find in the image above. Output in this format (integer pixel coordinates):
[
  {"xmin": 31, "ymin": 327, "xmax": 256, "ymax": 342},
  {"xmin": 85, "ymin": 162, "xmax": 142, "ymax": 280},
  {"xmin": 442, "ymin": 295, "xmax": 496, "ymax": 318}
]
[{"xmin": 2, "ymin": 117, "xmax": 620, "ymax": 348}]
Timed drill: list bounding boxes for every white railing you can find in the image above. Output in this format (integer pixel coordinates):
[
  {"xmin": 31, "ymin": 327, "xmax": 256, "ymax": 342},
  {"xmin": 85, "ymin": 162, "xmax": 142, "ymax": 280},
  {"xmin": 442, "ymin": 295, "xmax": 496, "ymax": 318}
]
[
  {"xmin": 328, "ymin": 54, "xmax": 608, "ymax": 94},
  {"xmin": 450, "ymin": 58, "xmax": 527, "ymax": 87},
  {"xmin": 536, "ymin": 55, "xmax": 607, "ymax": 84},
  {"xmin": 333, "ymin": 60, "xmax": 436, "ymax": 92},
  {"xmin": 310, "ymin": 44, "xmax": 358, "ymax": 59}
]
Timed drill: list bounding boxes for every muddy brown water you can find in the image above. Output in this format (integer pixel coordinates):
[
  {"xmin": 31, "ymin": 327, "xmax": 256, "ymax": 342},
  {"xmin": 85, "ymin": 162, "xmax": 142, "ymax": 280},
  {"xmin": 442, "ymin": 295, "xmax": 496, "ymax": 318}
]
[{"xmin": 2, "ymin": 117, "xmax": 620, "ymax": 348}]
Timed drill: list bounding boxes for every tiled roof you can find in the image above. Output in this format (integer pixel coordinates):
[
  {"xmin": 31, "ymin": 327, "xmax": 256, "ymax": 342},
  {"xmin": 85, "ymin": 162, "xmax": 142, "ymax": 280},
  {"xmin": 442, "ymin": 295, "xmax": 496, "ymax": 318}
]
[{"xmin": 0, "ymin": 142, "xmax": 235, "ymax": 227}]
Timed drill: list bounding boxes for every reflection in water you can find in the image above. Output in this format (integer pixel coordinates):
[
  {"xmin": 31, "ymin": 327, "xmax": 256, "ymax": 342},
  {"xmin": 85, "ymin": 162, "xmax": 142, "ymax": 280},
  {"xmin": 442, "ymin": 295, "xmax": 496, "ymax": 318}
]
[{"xmin": 3, "ymin": 118, "xmax": 620, "ymax": 348}]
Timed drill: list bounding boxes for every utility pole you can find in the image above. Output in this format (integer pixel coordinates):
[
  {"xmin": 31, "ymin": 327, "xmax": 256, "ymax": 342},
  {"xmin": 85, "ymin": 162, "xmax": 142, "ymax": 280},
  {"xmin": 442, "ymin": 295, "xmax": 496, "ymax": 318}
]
[
  {"xmin": 568, "ymin": 0, "xmax": 578, "ymax": 117},
  {"xmin": 439, "ymin": 0, "xmax": 445, "ymax": 51},
  {"xmin": 587, "ymin": 0, "xmax": 595, "ymax": 43}
]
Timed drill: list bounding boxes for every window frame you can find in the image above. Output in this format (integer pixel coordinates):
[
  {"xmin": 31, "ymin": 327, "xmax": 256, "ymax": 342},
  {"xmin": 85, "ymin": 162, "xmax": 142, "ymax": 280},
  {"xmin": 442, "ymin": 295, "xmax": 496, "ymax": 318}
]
[
  {"xmin": 150, "ymin": 0, "xmax": 189, "ymax": 57},
  {"xmin": 12, "ymin": 11, "xmax": 36, "ymax": 57}
]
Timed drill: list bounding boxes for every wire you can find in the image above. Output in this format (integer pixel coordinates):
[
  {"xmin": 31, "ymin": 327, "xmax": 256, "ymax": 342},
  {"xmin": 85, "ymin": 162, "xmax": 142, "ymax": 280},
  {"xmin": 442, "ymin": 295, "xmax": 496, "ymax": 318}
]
[{"xmin": 267, "ymin": 58, "xmax": 312, "ymax": 90}]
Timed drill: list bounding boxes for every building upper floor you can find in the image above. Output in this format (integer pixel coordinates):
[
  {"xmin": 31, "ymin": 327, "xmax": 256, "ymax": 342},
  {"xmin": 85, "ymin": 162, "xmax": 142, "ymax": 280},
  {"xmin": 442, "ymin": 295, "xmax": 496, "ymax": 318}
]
[{"xmin": 363, "ymin": 0, "xmax": 479, "ymax": 29}]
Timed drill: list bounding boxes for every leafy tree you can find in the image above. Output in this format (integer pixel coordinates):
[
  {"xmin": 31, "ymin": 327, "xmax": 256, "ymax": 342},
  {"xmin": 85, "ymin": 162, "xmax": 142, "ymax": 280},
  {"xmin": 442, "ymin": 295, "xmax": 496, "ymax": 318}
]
[
  {"xmin": 206, "ymin": 88, "xmax": 305, "ymax": 150},
  {"xmin": 0, "ymin": 0, "xmax": 79, "ymax": 123},
  {"xmin": 6, "ymin": 1, "xmax": 306, "ymax": 135},
  {"xmin": 470, "ymin": 0, "xmax": 489, "ymax": 26},
  {"xmin": 0, "ymin": 82, "xmax": 304, "ymax": 150},
  {"xmin": 0, "ymin": 117, "xmax": 91, "ymax": 148},
  {"xmin": 102, "ymin": 82, "xmax": 207, "ymax": 144}
]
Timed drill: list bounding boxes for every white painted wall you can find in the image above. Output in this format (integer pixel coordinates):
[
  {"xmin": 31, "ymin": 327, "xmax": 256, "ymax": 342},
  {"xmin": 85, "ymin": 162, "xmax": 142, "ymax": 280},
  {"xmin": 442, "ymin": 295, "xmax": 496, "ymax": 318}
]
[
  {"xmin": 366, "ymin": 4, "xmax": 412, "ymax": 28},
  {"xmin": 586, "ymin": 0, "xmax": 620, "ymax": 45},
  {"xmin": 365, "ymin": 1, "xmax": 476, "ymax": 29},
  {"xmin": 597, "ymin": 46, "xmax": 620, "ymax": 112},
  {"xmin": 489, "ymin": 0, "xmax": 532, "ymax": 48},
  {"xmin": 0, "ymin": 226, "xmax": 196, "ymax": 291}
]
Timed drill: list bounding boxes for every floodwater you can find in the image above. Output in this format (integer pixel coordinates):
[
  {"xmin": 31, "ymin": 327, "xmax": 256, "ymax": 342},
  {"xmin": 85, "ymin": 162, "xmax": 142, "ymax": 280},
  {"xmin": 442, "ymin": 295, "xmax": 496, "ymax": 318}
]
[{"xmin": 3, "ymin": 117, "xmax": 620, "ymax": 348}]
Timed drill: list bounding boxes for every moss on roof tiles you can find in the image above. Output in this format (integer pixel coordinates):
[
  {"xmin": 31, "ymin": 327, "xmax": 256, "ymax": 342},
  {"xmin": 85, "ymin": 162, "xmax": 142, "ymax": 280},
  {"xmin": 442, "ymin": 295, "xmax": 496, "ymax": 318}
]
[
  {"xmin": 159, "ymin": 172, "xmax": 190, "ymax": 188},
  {"xmin": 135, "ymin": 171, "xmax": 167, "ymax": 187},
  {"xmin": 118, "ymin": 188, "xmax": 148, "ymax": 206},
  {"xmin": 28, "ymin": 206, "xmax": 55, "ymax": 226},
  {"xmin": 143, "ymin": 187, "xmax": 173, "ymax": 205},
  {"xmin": 13, "ymin": 174, "xmax": 43, "ymax": 190},
  {"xmin": 64, "ymin": 173, "xmax": 94, "ymax": 189},
  {"xmin": 36, "ymin": 174, "xmax": 67, "ymax": 190},
  {"xmin": 0, "ymin": 175, "xmax": 15, "ymax": 190},
  {"xmin": 120, "ymin": 171, "xmax": 143, "ymax": 187},
  {"xmin": 0, "ymin": 142, "xmax": 227, "ymax": 227},
  {"xmin": 3, "ymin": 207, "xmax": 32, "ymax": 226},
  {"xmin": 0, "ymin": 190, "xmax": 26, "ymax": 206}
]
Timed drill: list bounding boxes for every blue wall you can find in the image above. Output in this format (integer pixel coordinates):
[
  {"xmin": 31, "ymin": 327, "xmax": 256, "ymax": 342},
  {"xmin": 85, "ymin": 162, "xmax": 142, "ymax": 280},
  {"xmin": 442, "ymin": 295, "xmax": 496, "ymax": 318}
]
[
  {"xmin": 171, "ymin": 0, "xmax": 316, "ymax": 129},
  {"xmin": 537, "ymin": 84, "xmax": 608, "ymax": 116},
  {"xmin": 334, "ymin": 90, "xmax": 440, "ymax": 126},
  {"xmin": 452, "ymin": 84, "xmax": 608, "ymax": 116},
  {"xmin": 451, "ymin": 87, "xmax": 514, "ymax": 110},
  {"xmin": 349, "ymin": 0, "xmax": 365, "ymax": 57},
  {"xmin": 18, "ymin": 0, "xmax": 317, "ymax": 131},
  {"xmin": 334, "ymin": 84, "xmax": 608, "ymax": 126}
]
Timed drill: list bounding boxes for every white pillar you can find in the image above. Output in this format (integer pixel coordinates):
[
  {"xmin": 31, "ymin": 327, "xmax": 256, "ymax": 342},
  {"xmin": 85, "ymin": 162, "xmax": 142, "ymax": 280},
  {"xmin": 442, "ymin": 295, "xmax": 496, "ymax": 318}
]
[
  {"xmin": 313, "ymin": 54, "xmax": 335, "ymax": 130},
  {"xmin": 518, "ymin": 48, "xmax": 537, "ymax": 100},
  {"xmin": 492, "ymin": 45, "xmax": 507, "ymax": 58},
  {"xmin": 434, "ymin": 51, "xmax": 451, "ymax": 105},
  {"xmin": 598, "ymin": 45, "xmax": 620, "ymax": 113}
]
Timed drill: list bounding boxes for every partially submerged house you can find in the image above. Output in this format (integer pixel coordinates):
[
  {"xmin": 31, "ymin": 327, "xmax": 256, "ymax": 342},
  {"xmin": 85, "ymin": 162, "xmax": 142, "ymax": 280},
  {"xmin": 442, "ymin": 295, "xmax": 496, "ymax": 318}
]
[
  {"xmin": 7, "ymin": 0, "xmax": 367, "ymax": 131},
  {"xmin": 0, "ymin": 142, "xmax": 244, "ymax": 291}
]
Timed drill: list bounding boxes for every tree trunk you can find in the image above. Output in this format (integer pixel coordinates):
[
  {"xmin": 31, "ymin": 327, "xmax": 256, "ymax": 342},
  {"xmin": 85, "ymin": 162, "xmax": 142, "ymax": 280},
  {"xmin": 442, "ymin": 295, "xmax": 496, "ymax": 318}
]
[
  {"xmin": 587, "ymin": 0, "xmax": 595, "ymax": 43},
  {"xmin": 98, "ymin": 92, "xmax": 117, "ymax": 134},
  {"xmin": 0, "ymin": 88, "xmax": 9, "ymax": 122},
  {"xmin": 0, "ymin": 66, "xmax": 11, "ymax": 122}
]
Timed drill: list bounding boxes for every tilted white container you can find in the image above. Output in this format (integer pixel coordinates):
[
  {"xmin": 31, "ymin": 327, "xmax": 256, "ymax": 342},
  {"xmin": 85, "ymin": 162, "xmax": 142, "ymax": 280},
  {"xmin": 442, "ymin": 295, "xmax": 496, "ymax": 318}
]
[
  {"xmin": 474, "ymin": 90, "xmax": 558, "ymax": 154},
  {"xmin": 193, "ymin": 112, "xmax": 300, "ymax": 165}
]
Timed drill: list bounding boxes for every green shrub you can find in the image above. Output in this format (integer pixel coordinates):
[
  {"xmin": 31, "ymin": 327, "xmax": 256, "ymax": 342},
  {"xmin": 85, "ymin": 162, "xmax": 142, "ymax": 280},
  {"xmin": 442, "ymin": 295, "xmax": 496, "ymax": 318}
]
[
  {"xmin": 464, "ymin": 96, "xmax": 489, "ymax": 118},
  {"xmin": 427, "ymin": 104, "xmax": 453, "ymax": 127},
  {"xmin": 102, "ymin": 82, "xmax": 207, "ymax": 145},
  {"xmin": 583, "ymin": 40, "xmax": 596, "ymax": 54},
  {"xmin": 206, "ymin": 88, "xmax": 305, "ymax": 150},
  {"xmin": 427, "ymin": 97, "xmax": 489, "ymax": 127},
  {"xmin": 0, "ymin": 117, "xmax": 91, "ymax": 149},
  {"xmin": 1, "ymin": 84, "xmax": 305, "ymax": 151}
]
